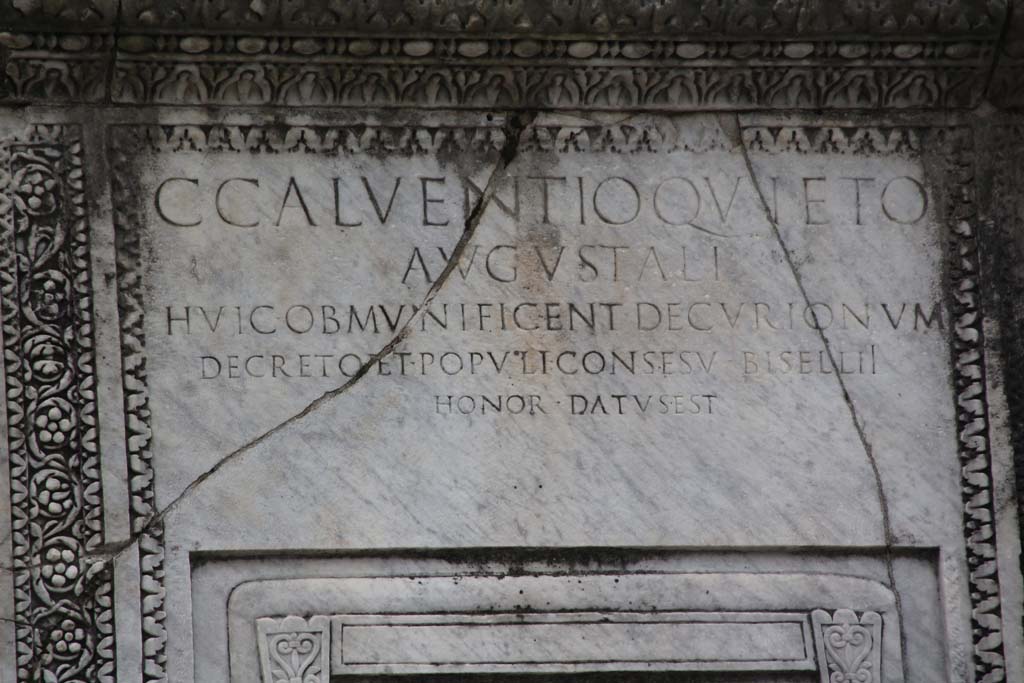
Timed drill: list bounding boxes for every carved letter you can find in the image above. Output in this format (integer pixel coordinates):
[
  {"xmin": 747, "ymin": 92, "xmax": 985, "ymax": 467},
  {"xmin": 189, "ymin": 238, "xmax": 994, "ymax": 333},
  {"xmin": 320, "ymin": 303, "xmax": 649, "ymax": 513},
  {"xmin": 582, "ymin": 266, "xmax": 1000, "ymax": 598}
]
[
  {"xmin": 276, "ymin": 177, "xmax": 317, "ymax": 226},
  {"xmin": 363, "ymin": 176, "xmax": 402, "ymax": 224},
  {"xmin": 881, "ymin": 176, "xmax": 928, "ymax": 224},
  {"xmin": 802, "ymin": 177, "xmax": 828, "ymax": 225},
  {"xmin": 216, "ymin": 177, "xmax": 260, "ymax": 227},
  {"xmin": 593, "ymin": 177, "xmax": 640, "ymax": 225},
  {"xmin": 420, "ymin": 177, "xmax": 450, "ymax": 226},
  {"xmin": 155, "ymin": 177, "xmax": 201, "ymax": 226}
]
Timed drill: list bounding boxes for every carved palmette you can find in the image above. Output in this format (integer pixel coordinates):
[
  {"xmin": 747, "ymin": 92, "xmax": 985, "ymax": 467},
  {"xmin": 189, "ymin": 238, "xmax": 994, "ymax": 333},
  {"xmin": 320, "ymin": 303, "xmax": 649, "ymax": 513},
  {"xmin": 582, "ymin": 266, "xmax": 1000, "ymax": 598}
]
[
  {"xmin": 811, "ymin": 609, "xmax": 882, "ymax": 683},
  {"xmin": 257, "ymin": 616, "xmax": 331, "ymax": 683}
]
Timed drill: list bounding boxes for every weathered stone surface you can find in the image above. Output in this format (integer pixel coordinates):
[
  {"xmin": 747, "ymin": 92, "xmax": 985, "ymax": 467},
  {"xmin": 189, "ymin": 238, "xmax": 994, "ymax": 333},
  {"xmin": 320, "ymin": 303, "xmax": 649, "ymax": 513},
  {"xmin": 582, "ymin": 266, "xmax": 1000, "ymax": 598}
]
[{"xmin": 1, "ymin": 3, "xmax": 1023, "ymax": 683}]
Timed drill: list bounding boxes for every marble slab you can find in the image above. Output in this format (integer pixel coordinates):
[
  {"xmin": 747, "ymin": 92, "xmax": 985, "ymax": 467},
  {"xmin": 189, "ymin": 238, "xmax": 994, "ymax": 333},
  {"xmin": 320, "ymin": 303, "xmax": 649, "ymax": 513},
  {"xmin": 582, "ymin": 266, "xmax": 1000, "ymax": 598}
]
[{"xmin": 0, "ymin": 107, "xmax": 1021, "ymax": 683}]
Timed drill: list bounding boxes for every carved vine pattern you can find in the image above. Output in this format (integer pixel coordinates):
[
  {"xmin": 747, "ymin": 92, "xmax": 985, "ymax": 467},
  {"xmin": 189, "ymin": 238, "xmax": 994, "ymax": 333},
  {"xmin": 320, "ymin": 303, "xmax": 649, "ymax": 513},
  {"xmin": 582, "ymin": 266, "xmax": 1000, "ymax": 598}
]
[
  {"xmin": 0, "ymin": 128, "xmax": 115, "ymax": 682},
  {"xmin": 101, "ymin": 121, "xmax": 1008, "ymax": 682}
]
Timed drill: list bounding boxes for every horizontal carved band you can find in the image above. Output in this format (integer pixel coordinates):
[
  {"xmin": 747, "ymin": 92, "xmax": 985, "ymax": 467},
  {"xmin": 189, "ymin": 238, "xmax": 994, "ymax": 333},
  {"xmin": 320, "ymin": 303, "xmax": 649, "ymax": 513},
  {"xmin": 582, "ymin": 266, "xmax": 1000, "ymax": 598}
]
[
  {"xmin": 0, "ymin": 0, "xmax": 1007, "ymax": 36},
  {"xmin": 0, "ymin": 0, "xmax": 1014, "ymax": 108},
  {"xmin": 0, "ymin": 40, "xmax": 999, "ymax": 108}
]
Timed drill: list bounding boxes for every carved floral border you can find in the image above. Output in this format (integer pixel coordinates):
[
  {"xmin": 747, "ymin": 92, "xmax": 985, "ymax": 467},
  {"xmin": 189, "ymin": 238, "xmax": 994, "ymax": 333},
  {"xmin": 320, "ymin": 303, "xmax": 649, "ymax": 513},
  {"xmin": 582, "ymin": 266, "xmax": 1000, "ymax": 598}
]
[
  {"xmin": 99, "ymin": 121, "xmax": 1009, "ymax": 683},
  {"xmin": 0, "ymin": 126, "xmax": 115, "ymax": 682}
]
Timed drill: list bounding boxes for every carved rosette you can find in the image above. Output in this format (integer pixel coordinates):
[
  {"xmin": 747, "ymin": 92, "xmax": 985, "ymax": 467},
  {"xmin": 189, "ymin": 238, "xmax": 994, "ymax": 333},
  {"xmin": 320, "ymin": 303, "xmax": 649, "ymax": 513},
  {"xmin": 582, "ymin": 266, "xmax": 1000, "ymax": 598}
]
[
  {"xmin": 256, "ymin": 616, "xmax": 331, "ymax": 683},
  {"xmin": 0, "ymin": 128, "xmax": 115, "ymax": 681},
  {"xmin": 811, "ymin": 609, "xmax": 882, "ymax": 683}
]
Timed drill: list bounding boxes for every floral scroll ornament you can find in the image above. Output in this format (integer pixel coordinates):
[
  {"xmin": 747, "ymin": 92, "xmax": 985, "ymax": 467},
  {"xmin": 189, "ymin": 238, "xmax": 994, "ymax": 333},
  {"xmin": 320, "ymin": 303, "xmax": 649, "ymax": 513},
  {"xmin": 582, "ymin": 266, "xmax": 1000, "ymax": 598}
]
[
  {"xmin": 2, "ymin": 137, "xmax": 114, "ymax": 683},
  {"xmin": 256, "ymin": 616, "xmax": 331, "ymax": 683},
  {"xmin": 811, "ymin": 609, "xmax": 883, "ymax": 683}
]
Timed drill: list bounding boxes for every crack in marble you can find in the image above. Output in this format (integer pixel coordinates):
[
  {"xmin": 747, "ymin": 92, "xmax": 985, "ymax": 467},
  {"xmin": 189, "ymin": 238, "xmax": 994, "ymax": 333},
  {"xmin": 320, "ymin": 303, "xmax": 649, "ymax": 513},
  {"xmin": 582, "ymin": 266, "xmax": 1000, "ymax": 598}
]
[
  {"xmin": 983, "ymin": 0, "xmax": 1015, "ymax": 103},
  {"xmin": 728, "ymin": 112, "xmax": 910, "ymax": 679},
  {"xmin": 87, "ymin": 110, "xmax": 537, "ymax": 563},
  {"xmin": 0, "ymin": 614, "xmax": 37, "ymax": 630},
  {"xmin": 103, "ymin": 0, "xmax": 123, "ymax": 105}
]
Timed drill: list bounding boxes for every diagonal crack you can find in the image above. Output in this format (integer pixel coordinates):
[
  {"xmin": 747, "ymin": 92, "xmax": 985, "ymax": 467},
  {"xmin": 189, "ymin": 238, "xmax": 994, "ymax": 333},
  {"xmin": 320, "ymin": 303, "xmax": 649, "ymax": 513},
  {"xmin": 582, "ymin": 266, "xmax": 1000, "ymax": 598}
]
[
  {"xmin": 982, "ymin": 0, "xmax": 1015, "ymax": 103},
  {"xmin": 726, "ymin": 113, "xmax": 909, "ymax": 677},
  {"xmin": 0, "ymin": 614, "xmax": 38, "ymax": 630},
  {"xmin": 88, "ymin": 110, "xmax": 537, "ymax": 562}
]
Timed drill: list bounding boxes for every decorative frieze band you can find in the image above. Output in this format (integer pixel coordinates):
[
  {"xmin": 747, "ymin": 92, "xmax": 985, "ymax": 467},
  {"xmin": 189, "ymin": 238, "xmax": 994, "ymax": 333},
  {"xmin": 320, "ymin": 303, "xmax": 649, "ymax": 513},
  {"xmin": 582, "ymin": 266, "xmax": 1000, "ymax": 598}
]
[
  {"xmin": 0, "ymin": 0, "xmax": 1008, "ymax": 36},
  {"xmin": 0, "ymin": 0, "xmax": 1013, "ymax": 108}
]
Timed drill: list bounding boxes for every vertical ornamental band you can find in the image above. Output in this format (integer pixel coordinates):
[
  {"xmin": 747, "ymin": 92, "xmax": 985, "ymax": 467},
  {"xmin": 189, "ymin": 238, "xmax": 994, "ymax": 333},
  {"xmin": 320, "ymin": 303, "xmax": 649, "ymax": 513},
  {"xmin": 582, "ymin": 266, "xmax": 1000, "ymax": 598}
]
[{"xmin": 0, "ymin": 129, "xmax": 115, "ymax": 682}]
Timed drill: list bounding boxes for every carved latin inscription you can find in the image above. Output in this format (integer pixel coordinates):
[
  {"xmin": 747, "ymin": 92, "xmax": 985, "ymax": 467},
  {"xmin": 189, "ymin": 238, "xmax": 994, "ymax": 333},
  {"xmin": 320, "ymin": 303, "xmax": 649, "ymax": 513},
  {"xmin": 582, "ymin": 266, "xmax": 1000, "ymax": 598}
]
[{"xmin": 105, "ymin": 122, "xmax": 1008, "ymax": 683}]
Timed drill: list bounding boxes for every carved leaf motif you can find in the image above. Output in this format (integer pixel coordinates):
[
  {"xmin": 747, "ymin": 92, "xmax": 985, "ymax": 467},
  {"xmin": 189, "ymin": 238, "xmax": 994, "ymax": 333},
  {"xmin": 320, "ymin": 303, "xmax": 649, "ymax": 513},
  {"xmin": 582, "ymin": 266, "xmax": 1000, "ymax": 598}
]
[
  {"xmin": 269, "ymin": 632, "xmax": 321, "ymax": 682},
  {"xmin": 823, "ymin": 611, "xmax": 874, "ymax": 681},
  {"xmin": 811, "ymin": 609, "xmax": 882, "ymax": 683},
  {"xmin": 257, "ymin": 616, "xmax": 330, "ymax": 683}
]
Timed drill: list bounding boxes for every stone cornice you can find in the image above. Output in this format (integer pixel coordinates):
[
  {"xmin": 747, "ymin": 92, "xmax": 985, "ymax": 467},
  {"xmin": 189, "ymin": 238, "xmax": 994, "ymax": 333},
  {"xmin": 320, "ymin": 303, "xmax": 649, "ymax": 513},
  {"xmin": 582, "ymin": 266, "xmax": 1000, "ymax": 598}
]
[
  {"xmin": 0, "ymin": 0, "xmax": 1019, "ymax": 109},
  {"xmin": 0, "ymin": 0, "xmax": 1009, "ymax": 36},
  {"xmin": 2, "ymin": 0, "xmax": 1024, "ymax": 107}
]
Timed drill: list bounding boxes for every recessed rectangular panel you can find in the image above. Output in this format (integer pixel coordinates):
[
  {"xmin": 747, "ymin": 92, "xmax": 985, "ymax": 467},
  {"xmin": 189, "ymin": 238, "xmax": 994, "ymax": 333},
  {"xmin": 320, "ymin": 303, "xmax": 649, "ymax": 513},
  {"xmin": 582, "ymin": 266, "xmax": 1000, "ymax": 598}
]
[
  {"xmin": 335, "ymin": 612, "xmax": 813, "ymax": 670},
  {"xmin": 221, "ymin": 571, "xmax": 898, "ymax": 681}
]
